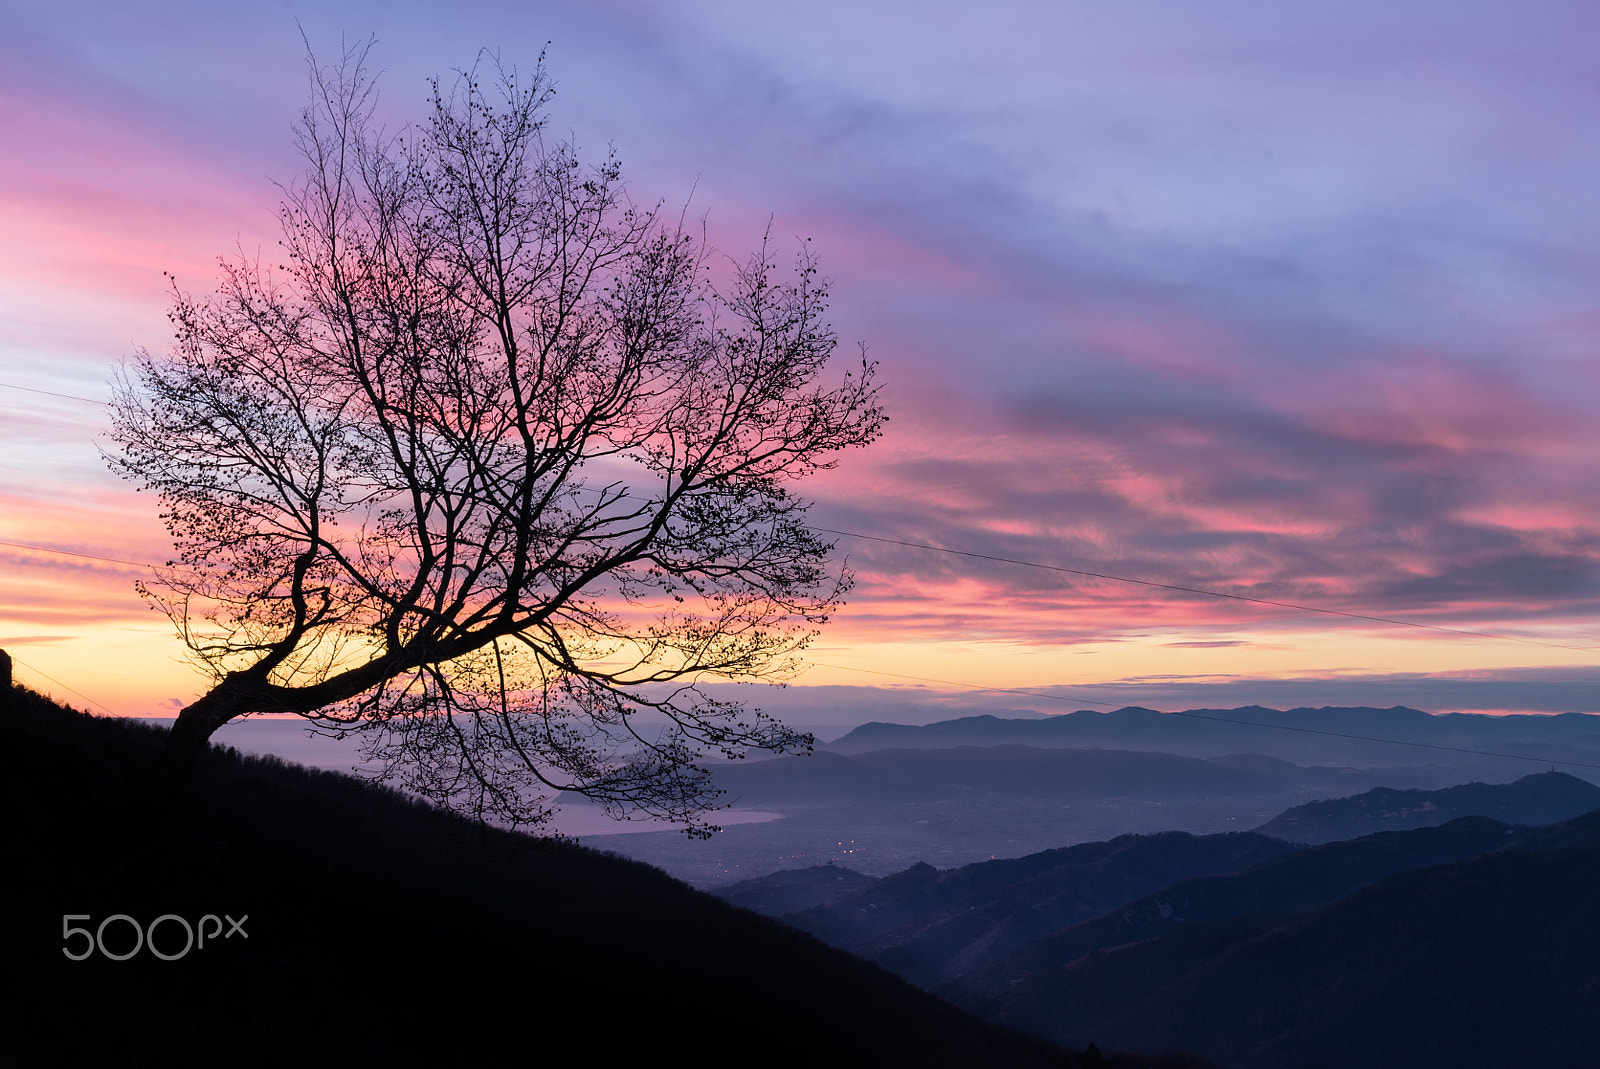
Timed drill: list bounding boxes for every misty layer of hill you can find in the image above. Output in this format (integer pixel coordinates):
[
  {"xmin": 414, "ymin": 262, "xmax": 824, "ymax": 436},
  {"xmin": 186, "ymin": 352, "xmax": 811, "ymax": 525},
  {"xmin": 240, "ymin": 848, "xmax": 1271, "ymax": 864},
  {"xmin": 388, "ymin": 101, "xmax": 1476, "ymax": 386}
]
[
  {"xmin": 714, "ymin": 775, "xmax": 1600, "ymax": 1068},
  {"xmin": 720, "ymin": 812, "xmax": 1548, "ymax": 992},
  {"xmin": 825, "ymin": 706, "xmax": 1600, "ymax": 771},
  {"xmin": 761, "ymin": 831, "xmax": 1296, "ymax": 978},
  {"xmin": 947, "ymin": 816, "xmax": 1600, "ymax": 1068},
  {"xmin": 719, "ymin": 774, "xmax": 1597, "ymax": 986},
  {"xmin": 0, "ymin": 684, "xmax": 1093, "ymax": 1068},
  {"xmin": 712, "ymin": 745, "xmax": 1295, "ymax": 804},
  {"xmin": 598, "ymin": 749, "xmax": 1573, "ymax": 888},
  {"xmin": 716, "ymin": 863, "xmax": 881, "ymax": 916},
  {"xmin": 1252, "ymin": 771, "xmax": 1600, "ymax": 842},
  {"xmin": 942, "ymin": 816, "xmax": 1538, "ymax": 992}
]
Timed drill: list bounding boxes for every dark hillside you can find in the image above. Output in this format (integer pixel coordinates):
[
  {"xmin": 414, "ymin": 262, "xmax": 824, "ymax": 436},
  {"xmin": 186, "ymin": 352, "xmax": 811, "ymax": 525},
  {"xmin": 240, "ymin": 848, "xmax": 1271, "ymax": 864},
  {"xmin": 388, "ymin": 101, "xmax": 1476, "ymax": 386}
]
[
  {"xmin": 1252, "ymin": 771, "xmax": 1600, "ymax": 842},
  {"xmin": 950, "ymin": 815, "xmax": 1537, "ymax": 992},
  {"xmin": 0, "ymin": 684, "xmax": 1086, "ymax": 1068},
  {"xmin": 951, "ymin": 841, "xmax": 1600, "ymax": 1068},
  {"xmin": 716, "ymin": 864, "xmax": 881, "ymax": 916},
  {"xmin": 784, "ymin": 831, "xmax": 1296, "ymax": 971},
  {"xmin": 778, "ymin": 814, "xmax": 1546, "ymax": 992},
  {"xmin": 1507, "ymin": 805, "xmax": 1600, "ymax": 851}
]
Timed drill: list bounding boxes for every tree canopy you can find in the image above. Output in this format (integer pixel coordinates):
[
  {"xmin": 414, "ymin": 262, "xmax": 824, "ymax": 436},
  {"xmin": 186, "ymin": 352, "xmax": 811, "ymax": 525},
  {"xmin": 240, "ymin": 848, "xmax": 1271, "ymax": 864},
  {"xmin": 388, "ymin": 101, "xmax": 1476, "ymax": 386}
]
[{"xmin": 108, "ymin": 43, "xmax": 884, "ymax": 833}]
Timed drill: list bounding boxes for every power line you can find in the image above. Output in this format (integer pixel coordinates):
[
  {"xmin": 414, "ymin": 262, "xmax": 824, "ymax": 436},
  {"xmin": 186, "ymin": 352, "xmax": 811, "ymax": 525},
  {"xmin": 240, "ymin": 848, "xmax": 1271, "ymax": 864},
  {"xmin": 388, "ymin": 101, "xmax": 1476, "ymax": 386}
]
[
  {"xmin": 810, "ymin": 661, "xmax": 1600, "ymax": 772},
  {"xmin": 0, "ymin": 539, "xmax": 152, "ymax": 569},
  {"xmin": 0, "ymin": 381, "xmax": 107, "ymax": 405},
  {"xmin": 7, "ymin": 652, "xmax": 118, "ymax": 716},
  {"xmin": 816, "ymin": 528, "xmax": 1600, "ymax": 655}
]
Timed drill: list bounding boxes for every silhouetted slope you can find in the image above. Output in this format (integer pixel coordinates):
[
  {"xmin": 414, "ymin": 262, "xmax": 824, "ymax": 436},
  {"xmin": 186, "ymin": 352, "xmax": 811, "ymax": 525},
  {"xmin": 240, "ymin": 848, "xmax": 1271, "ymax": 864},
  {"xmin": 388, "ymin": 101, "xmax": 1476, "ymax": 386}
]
[
  {"xmin": 716, "ymin": 864, "xmax": 881, "ymax": 916},
  {"xmin": 1509, "ymin": 804, "xmax": 1600, "ymax": 851},
  {"xmin": 950, "ymin": 816, "xmax": 1534, "ymax": 992},
  {"xmin": 1251, "ymin": 771, "xmax": 1600, "ymax": 842},
  {"xmin": 713, "ymin": 744, "xmax": 1292, "ymax": 803},
  {"xmin": 785, "ymin": 832, "xmax": 1296, "ymax": 979},
  {"xmin": 0, "ymin": 685, "xmax": 1072, "ymax": 1068},
  {"xmin": 950, "ymin": 840, "xmax": 1600, "ymax": 1068},
  {"xmin": 789, "ymin": 815, "xmax": 1546, "ymax": 991}
]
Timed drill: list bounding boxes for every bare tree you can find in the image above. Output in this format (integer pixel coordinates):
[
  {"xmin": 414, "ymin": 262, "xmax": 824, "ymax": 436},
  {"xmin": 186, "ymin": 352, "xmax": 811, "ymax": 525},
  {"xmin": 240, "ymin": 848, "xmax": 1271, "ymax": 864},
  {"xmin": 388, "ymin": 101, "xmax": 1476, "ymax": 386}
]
[{"xmin": 107, "ymin": 43, "xmax": 883, "ymax": 833}]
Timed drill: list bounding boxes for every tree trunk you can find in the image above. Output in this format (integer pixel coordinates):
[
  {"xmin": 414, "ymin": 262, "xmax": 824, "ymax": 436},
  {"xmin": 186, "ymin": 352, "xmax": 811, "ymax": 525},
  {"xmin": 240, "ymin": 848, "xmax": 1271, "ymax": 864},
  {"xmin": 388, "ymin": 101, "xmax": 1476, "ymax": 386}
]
[{"xmin": 152, "ymin": 678, "xmax": 255, "ymax": 817}]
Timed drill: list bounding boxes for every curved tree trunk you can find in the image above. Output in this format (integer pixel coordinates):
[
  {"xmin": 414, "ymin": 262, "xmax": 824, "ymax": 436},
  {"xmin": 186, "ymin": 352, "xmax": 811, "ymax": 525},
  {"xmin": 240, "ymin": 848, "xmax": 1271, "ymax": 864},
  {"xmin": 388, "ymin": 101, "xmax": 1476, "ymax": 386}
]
[{"xmin": 153, "ymin": 679, "xmax": 258, "ymax": 816}]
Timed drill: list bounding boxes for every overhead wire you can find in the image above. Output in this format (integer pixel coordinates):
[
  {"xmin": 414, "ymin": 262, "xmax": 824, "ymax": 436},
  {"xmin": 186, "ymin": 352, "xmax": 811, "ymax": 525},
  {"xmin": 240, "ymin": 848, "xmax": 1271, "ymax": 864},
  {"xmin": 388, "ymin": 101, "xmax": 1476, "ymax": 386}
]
[
  {"xmin": 0, "ymin": 539, "xmax": 152, "ymax": 569},
  {"xmin": 0, "ymin": 381, "xmax": 107, "ymax": 405},
  {"xmin": 7, "ymin": 651, "xmax": 118, "ymax": 716}
]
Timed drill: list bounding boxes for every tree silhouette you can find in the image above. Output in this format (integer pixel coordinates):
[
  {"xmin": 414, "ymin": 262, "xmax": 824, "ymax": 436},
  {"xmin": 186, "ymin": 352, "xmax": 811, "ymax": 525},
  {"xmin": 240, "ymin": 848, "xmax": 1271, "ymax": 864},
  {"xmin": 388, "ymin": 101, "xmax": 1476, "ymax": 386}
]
[{"xmin": 107, "ymin": 43, "xmax": 883, "ymax": 832}]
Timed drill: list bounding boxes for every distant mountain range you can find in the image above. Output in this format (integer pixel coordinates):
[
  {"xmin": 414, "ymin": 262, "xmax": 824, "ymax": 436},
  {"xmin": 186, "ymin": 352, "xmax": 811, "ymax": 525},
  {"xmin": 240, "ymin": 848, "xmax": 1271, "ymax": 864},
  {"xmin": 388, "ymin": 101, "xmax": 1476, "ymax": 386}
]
[
  {"xmin": 780, "ymin": 830, "xmax": 1297, "ymax": 984},
  {"xmin": 824, "ymin": 706, "xmax": 1600, "ymax": 771},
  {"xmin": 714, "ymin": 863, "xmax": 880, "ymax": 916},
  {"xmin": 610, "ymin": 746, "xmax": 1596, "ymax": 887},
  {"xmin": 717, "ymin": 773, "xmax": 1600, "ymax": 1068},
  {"xmin": 945, "ymin": 815, "xmax": 1537, "ymax": 992},
  {"xmin": 711, "ymin": 740, "xmax": 1600, "ymax": 818},
  {"xmin": 768, "ymin": 825, "xmax": 1292, "ymax": 953},
  {"xmin": 1252, "ymin": 771, "xmax": 1600, "ymax": 842},
  {"xmin": 949, "ymin": 817, "xmax": 1600, "ymax": 1067}
]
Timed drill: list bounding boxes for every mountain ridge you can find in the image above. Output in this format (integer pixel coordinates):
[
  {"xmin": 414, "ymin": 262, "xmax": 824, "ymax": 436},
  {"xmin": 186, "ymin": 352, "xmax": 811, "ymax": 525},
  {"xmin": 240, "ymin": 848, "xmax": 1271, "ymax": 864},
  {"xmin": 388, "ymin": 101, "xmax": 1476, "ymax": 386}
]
[
  {"xmin": 1252, "ymin": 770, "xmax": 1600, "ymax": 842},
  {"xmin": 948, "ymin": 838, "xmax": 1600, "ymax": 1067},
  {"xmin": 824, "ymin": 706, "xmax": 1600, "ymax": 770}
]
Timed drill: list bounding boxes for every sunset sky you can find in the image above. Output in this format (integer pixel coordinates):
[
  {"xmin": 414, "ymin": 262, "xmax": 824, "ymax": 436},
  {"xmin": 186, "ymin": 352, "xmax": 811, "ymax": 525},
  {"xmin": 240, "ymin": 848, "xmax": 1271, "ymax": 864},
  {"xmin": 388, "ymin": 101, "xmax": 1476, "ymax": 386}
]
[{"xmin": 5, "ymin": 0, "xmax": 1600, "ymax": 720}]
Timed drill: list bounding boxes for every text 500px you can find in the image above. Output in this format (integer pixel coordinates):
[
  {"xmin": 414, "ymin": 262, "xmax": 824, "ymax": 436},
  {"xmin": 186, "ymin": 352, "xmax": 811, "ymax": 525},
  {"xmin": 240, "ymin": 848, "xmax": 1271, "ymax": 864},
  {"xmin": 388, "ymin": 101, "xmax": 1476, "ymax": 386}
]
[{"xmin": 62, "ymin": 913, "xmax": 248, "ymax": 961}]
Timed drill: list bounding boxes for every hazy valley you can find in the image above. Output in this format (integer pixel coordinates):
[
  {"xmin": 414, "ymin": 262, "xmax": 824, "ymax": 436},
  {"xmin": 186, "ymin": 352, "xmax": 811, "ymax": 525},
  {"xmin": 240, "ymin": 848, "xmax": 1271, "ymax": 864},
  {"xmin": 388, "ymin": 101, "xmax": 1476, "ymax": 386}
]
[{"xmin": 582, "ymin": 705, "xmax": 1600, "ymax": 887}]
